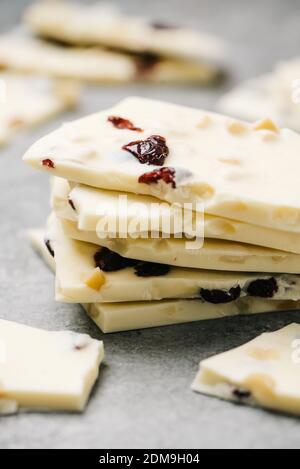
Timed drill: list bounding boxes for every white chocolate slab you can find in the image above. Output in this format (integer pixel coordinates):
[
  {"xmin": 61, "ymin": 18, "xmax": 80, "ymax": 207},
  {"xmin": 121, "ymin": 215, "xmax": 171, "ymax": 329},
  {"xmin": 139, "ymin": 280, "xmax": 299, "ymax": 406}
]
[
  {"xmin": 0, "ymin": 72, "xmax": 79, "ymax": 146},
  {"xmin": 60, "ymin": 217, "xmax": 300, "ymax": 275},
  {"xmin": 25, "ymin": 1, "xmax": 224, "ymax": 62},
  {"xmin": 0, "ymin": 31, "xmax": 218, "ymax": 85},
  {"xmin": 41, "ymin": 214, "xmax": 300, "ymax": 305},
  {"xmin": 192, "ymin": 323, "xmax": 300, "ymax": 416},
  {"xmin": 219, "ymin": 64, "xmax": 300, "ymax": 131},
  {"xmin": 24, "ymin": 97, "xmax": 300, "ymax": 233},
  {"xmin": 29, "ymin": 228, "xmax": 300, "ymax": 333},
  {"xmin": 0, "ymin": 319, "xmax": 104, "ymax": 413},
  {"xmin": 52, "ymin": 177, "xmax": 300, "ymax": 254}
]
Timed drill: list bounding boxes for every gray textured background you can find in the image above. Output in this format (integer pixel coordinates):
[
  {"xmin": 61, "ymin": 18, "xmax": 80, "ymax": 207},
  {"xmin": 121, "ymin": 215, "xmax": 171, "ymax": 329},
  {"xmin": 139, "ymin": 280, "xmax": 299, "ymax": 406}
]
[{"xmin": 1, "ymin": 0, "xmax": 300, "ymax": 449}]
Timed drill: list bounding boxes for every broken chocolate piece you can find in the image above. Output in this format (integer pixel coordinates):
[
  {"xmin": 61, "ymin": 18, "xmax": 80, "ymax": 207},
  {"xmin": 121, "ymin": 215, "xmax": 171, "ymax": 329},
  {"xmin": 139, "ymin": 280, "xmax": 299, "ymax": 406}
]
[{"xmin": 123, "ymin": 135, "xmax": 169, "ymax": 166}]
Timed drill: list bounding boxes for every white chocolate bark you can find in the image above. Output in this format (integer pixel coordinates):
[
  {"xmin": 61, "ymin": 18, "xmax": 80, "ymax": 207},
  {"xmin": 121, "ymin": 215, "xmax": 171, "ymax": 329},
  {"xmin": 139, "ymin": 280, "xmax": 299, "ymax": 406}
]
[
  {"xmin": 60, "ymin": 217, "xmax": 300, "ymax": 274},
  {"xmin": 29, "ymin": 228, "xmax": 300, "ymax": 333},
  {"xmin": 192, "ymin": 323, "xmax": 300, "ymax": 416},
  {"xmin": 24, "ymin": 97, "xmax": 300, "ymax": 232},
  {"xmin": 0, "ymin": 319, "xmax": 104, "ymax": 413},
  {"xmin": 0, "ymin": 72, "xmax": 79, "ymax": 146},
  {"xmin": 219, "ymin": 61, "xmax": 300, "ymax": 131},
  {"xmin": 52, "ymin": 177, "xmax": 300, "ymax": 254},
  {"xmin": 39, "ymin": 215, "xmax": 300, "ymax": 305},
  {"xmin": 25, "ymin": 1, "xmax": 224, "ymax": 62},
  {"xmin": 0, "ymin": 32, "xmax": 218, "ymax": 85}
]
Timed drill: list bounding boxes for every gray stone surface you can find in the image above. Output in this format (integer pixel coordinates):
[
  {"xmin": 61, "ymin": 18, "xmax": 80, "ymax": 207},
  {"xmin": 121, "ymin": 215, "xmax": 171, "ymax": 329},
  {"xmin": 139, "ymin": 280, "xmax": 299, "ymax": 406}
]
[{"xmin": 1, "ymin": 0, "xmax": 300, "ymax": 449}]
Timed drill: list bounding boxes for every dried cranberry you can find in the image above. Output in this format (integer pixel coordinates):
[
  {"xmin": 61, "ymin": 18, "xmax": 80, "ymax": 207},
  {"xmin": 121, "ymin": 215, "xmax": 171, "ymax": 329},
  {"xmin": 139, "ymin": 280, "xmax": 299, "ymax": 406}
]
[
  {"xmin": 135, "ymin": 53, "xmax": 160, "ymax": 76},
  {"xmin": 138, "ymin": 167, "xmax": 176, "ymax": 188},
  {"xmin": 68, "ymin": 198, "xmax": 76, "ymax": 211},
  {"xmin": 134, "ymin": 262, "xmax": 171, "ymax": 277},
  {"xmin": 42, "ymin": 158, "xmax": 55, "ymax": 169},
  {"xmin": 123, "ymin": 135, "xmax": 169, "ymax": 166},
  {"xmin": 232, "ymin": 388, "xmax": 251, "ymax": 399},
  {"xmin": 246, "ymin": 278, "xmax": 278, "ymax": 298},
  {"xmin": 44, "ymin": 239, "xmax": 54, "ymax": 258},
  {"xmin": 108, "ymin": 116, "xmax": 142, "ymax": 132},
  {"xmin": 94, "ymin": 248, "xmax": 138, "ymax": 272},
  {"xmin": 200, "ymin": 286, "xmax": 241, "ymax": 304}
]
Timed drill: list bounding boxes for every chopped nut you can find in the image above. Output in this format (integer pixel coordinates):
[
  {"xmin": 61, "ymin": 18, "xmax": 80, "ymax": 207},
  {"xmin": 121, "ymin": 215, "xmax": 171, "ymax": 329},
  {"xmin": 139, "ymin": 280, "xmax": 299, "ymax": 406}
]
[
  {"xmin": 253, "ymin": 118, "xmax": 279, "ymax": 133},
  {"xmin": 247, "ymin": 347, "xmax": 280, "ymax": 361},
  {"xmin": 227, "ymin": 119, "xmax": 246, "ymax": 134},
  {"xmin": 85, "ymin": 268, "xmax": 105, "ymax": 291},
  {"xmin": 197, "ymin": 115, "xmax": 212, "ymax": 129}
]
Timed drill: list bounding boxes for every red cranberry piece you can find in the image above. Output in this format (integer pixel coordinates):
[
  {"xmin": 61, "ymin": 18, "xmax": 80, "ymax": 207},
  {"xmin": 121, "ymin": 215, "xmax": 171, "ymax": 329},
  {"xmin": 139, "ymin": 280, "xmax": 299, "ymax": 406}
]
[
  {"xmin": 94, "ymin": 248, "xmax": 138, "ymax": 272},
  {"xmin": 246, "ymin": 277, "xmax": 278, "ymax": 298},
  {"xmin": 44, "ymin": 239, "xmax": 54, "ymax": 258},
  {"xmin": 134, "ymin": 262, "xmax": 171, "ymax": 277},
  {"xmin": 122, "ymin": 135, "xmax": 169, "ymax": 166},
  {"xmin": 42, "ymin": 158, "xmax": 55, "ymax": 169},
  {"xmin": 200, "ymin": 286, "xmax": 241, "ymax": 304},
  {"xmin": 108, "ymin": 116, "xmax": 142, "ymax": 132},
  {"xmin": 138, "ymin": 167, "xmax": 176, "ymax": 188}
]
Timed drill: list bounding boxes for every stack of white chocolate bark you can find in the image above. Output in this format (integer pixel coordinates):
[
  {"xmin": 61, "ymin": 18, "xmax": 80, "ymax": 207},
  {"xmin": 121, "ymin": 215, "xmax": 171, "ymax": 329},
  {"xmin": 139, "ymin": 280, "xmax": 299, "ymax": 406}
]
[
  {"xmin": 0, "ymin": 1, "xmax": 225, "ymax": 85},
  {"xmin": 25, "ymin": 97, "xmax": 300, "ymax": 333}
]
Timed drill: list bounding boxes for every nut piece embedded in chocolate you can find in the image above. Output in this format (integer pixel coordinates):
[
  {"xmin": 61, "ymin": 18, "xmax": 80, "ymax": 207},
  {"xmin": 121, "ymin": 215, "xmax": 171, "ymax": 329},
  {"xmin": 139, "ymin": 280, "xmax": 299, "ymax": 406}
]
[
  {"xmin": 134, "ymin": 262, "xmax": 171, "ymax": 277},
  {"xmin": 139, "ymin": 167, "xmax": 176, "ymax": 188},
  {"xmin": 94, "ymin": 247, "xmax": 138, "ymax": 272},
  {"xmin": 108, "ymin": 116, "xmax": 142, "ymax": 132},
  {"xmin": 200, "ymin": 286, "xmax": 241, "ymax": 304},
  {"xmin": 123, "ymin": 135, "xmax": 169, "ymax": 166},
  {"xmin": 246, "ymin": 277, "xmax": 278, "ymax": 298}
]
